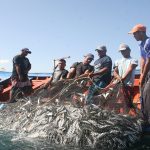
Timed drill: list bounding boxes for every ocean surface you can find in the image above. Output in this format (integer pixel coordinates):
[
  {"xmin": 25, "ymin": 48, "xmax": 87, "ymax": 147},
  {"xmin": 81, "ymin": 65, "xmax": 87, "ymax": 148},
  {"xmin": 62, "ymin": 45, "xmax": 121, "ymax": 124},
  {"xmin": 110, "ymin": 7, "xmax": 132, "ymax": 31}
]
[
  {"xmin": 0, "ymin": 71, "xmax": 81, "ymax": 150},
  {"xmin": 0, "ymin": 71, "xmax": 150, "ymax": 150},
  {"xmin": 0, "ymin": 130, "xmax": 81, "ymax": 150},
  {"xmin": 0, "ymin": 71, "xmax": 51, "ymax": 81}
]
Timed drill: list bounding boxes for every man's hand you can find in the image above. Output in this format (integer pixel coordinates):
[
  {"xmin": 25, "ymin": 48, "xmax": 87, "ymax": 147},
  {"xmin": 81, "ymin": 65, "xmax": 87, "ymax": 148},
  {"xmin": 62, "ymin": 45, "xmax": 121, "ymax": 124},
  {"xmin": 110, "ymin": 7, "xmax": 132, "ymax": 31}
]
[
  {"xmin": 88, "ymin": 72, "xmax": 94, "ymax": 78},
  {"xmin": 43, "ymin": 83, "xmax": 50, "ymax": 89},
  {"xmin": 121, "ymin": 77, "xmax": 126, "ymax": 83},
  {"xmin": 115, "ymin": 75, "xmax": 122, "ymax": 82}
]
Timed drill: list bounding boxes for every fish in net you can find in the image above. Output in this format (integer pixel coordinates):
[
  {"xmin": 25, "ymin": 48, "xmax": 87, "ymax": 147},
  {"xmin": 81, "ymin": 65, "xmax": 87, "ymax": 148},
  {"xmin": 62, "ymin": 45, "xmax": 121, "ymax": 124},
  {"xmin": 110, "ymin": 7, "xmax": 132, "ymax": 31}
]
[
  {"xmin": 30, "ymin": 77, "xmax": 141, "ymax": 116},
  {"xmin": 0, "ymin": 77, "xmax": 143, "ymax": 149}
]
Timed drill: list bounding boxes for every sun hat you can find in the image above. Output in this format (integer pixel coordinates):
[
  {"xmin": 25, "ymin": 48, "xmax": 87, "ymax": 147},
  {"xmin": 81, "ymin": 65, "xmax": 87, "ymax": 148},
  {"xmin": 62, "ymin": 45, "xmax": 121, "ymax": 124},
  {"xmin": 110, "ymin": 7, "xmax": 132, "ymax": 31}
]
[
  {"xmin": 118, "ymin": 44, "xmax": 131, "ymax": 51},
  {"xmin": 128, "ymin": 24, "xmax": 146, "ymax": 34}
]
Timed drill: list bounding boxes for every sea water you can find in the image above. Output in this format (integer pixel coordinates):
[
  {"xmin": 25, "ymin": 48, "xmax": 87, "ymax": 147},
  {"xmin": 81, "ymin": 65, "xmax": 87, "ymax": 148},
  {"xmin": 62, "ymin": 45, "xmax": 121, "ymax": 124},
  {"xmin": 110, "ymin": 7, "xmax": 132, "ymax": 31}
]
[
  {"xmin": 0, "ymin": 127, "xmax": 150, "ymax": 149},
  {"xmin": 0, "ymin": 71, "xmax": 51, "ymax": 81},
  {"xmin": 0, "ymin": 130, "xmax": 81, "ymax": 150},
  {"xmin": 0, "ymin": 72, "xmax": 64, "ymax": 150}
]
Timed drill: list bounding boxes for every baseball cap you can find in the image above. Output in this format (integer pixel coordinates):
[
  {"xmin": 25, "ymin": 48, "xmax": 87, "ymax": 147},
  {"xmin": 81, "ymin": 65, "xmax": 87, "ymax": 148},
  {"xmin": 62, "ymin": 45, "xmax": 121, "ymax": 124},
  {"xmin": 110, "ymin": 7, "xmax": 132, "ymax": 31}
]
[
  {"xmin": 118, "ymin": 44, "xmax": 131, "ymax": 51},
  {"xmin": 21, "ymin": 48, "xmax": 31, "ymax": 54},
  {"xmin": 58, "ymin": 59, "xmax": 66, "ymax": 64},
  {"xmin": 128, "ymin": 24, "xmax": 146, "ymax": 34},
  {"xmin": 95, "ymin": 45, "xmax": 107, "ymax": 51},
  {"xmin": 84, "ymin": 53, "xmax": 94, "ymax": 60}
]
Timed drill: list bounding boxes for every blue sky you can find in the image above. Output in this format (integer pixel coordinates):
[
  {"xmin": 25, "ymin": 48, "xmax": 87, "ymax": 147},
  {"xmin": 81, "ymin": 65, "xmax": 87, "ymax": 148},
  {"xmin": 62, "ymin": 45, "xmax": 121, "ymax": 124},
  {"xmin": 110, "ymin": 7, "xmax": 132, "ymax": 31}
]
[{"xmin": 0, "ymin": 0, "xmax": 149, "ymax": 72}]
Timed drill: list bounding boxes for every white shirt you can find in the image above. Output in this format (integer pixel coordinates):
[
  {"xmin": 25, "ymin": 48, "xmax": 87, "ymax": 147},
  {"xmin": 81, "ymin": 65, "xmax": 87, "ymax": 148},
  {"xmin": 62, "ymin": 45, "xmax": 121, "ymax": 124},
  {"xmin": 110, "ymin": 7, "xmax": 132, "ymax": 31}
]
[{"xmin": 114, "ymin": 57, "xmax": 138, "ymax": 86}]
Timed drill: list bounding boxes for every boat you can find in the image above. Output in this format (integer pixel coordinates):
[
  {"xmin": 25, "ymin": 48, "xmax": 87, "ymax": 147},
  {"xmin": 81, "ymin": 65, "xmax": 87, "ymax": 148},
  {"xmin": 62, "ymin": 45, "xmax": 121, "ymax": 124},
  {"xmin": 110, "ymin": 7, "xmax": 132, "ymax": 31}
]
[
  {"xmin": 0, "ymin": 74, "xmax": 140, "ymax": 106},
  {"xmin": 0, "ymin": 76, "xmax": 50, "ymax": 102}
]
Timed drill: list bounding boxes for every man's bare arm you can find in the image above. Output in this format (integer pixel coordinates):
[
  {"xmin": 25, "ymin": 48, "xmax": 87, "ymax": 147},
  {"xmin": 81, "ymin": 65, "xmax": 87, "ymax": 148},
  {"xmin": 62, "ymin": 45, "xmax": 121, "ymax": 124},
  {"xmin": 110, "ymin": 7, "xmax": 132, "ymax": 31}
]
[
  {"xmin": 89, "ymin": 67, "xmax": 108, "ymax": 78},
  {"xmin": 15, "ymin": 64, "xmax": 23, "ymax": 80},
  {"xmin": 43, "ymin": 77, "xmax": 53, "ymax": 89},
  {"xmin": 121, "ymin": 64, "xmax": 137, "ymax": 81},
  {"xmin": 140, "ymin": 57, "xmax": 150, "ymax": 86},
  {"xmin": 113, "ymin": 67, "xmax": 121, "ymax": 81},
  {"xmin": 67, "ymin": 68, "xmax": 76, "ymax": 79},
  {"xmin": 140, "ymin": 57, "xmax": 145, "ymax": 74}
]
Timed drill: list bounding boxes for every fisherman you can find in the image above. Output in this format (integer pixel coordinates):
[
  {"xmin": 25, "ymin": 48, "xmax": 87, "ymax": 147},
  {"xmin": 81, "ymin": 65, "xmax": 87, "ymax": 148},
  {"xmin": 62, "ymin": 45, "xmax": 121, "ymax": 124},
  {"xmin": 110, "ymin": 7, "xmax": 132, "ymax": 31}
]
[
  {"xmin": 67, "ymin": 53, "xmax": 94, "ymax": 79},
  {"xmin": 113, "ymin": 43, "xmax": 138, "ymax": 109},
  {"xmin": 9, "ymin": 48, "xmax": 32, "ymax": 102},
  {"xmin": 44, "ymin": 59, "xmax": 68, "ymax": 89},
  {"xmin": 129, "ymin": 24, "xmax": 150, "ymax": 127},
  {"xmin": 85, "ymin": 45, "xmax": 112, "ymax": 104}
]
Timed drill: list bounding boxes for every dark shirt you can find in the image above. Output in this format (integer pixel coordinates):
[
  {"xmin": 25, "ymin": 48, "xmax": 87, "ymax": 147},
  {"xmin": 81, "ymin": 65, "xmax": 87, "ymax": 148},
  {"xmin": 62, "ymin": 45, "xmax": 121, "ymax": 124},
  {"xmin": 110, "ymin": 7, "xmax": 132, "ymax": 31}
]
[
  {"xmin": 70, "ymin": 62, "xmax": 94, "ymax": 78},
  {"xmin": 52, "ymin": 69, "xmax": 68, "ymax": 83},
  {"xmin": 12, "ymin": 55, "xmax": 31, "ymax": 79},
  {"xmin": 93, "ymin": 55, "xmax": 112, "ymax": 85}
]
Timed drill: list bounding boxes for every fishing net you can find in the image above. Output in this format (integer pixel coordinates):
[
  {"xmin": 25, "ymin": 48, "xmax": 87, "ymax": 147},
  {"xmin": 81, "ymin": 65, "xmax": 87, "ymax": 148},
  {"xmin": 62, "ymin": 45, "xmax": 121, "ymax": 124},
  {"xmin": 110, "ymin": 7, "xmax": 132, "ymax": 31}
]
[
  {"xmin": 92, "ymin": 80, "xmax": 139, "ymax": 115},
  {"xmin": 0, "ymin": 77, "xmax": 143, "ymax": 149},
  {"xmin": 30, "ymin": 77, "xmax": 140, "ymax": 116},
  {"xmin": 0, "ymin": 101, "xmax": 142, "ymax": 150},
  {"xmin": 29, "ymin": 77, "xmax": 90, "ymax": 104}
]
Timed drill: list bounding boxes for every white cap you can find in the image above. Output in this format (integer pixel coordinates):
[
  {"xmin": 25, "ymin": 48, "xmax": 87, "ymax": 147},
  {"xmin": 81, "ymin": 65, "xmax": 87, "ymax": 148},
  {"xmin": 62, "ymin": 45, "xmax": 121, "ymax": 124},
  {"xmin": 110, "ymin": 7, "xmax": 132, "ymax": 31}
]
[{"xmin": 118, "ymin": 44, "xmax": 131, "ymax": 51}]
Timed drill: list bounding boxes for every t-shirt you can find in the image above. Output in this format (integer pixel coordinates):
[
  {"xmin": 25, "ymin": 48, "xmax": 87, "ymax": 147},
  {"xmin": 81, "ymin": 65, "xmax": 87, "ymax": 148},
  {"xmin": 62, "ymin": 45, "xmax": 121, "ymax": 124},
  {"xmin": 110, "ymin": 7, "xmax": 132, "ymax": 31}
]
[
  {"xmin": 12, "ymin": 55, "xmax": 31, "ymax": 78},
  {"xmin": 52, "ymin": 69, "xmax": 68, "ymax": 83},
  {"xmin": 93, "ymin": 55, "xmax": 112, "ymax": 85},
  {"xmin": 140, "ymin": 37, "xmax": 150, "ymax": 59},
  {"xmin": 70, "ymin": 62, "xmax": 94, "ymax": 78},
  {"xmin": 139, "ymin": 37, "xmax": 150, "ymax": 77},
  {"xmin": 114, "ymin": 57, "xmax": 138, "ymax": 86}
]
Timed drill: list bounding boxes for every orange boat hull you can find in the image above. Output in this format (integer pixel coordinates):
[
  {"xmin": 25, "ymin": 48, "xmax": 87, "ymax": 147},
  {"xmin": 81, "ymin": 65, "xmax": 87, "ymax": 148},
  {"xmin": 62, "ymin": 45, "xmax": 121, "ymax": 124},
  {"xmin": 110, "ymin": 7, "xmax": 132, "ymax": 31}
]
[
  {"xmin": 0, "ymin": 75, "xmax": 141, "ymax": 108},
  {"xmin": 0, "ymin": 77, "xmax": 50, "ymax": 102},
  {"xmin": 133, "ymin": 74, "xmax": 140, "ymax": 109}
]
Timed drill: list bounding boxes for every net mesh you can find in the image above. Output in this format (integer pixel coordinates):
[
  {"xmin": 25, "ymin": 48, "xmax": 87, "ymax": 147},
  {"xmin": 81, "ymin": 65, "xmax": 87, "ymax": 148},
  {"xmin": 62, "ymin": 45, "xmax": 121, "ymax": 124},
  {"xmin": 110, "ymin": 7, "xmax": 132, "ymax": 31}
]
[
  {"xmin": 0, "ymin": 77, "xmax": 143, "ymax": 149},
  {"xmin": 31, "ymin": 77, "xmax": 140, "ymax": 116}
]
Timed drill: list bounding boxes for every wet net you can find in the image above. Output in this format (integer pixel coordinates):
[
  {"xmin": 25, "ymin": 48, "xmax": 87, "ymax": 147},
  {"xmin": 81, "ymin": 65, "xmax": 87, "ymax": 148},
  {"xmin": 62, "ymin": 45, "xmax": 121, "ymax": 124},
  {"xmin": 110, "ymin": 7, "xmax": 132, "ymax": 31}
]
[
  {"xmin": 0, "ymin": 77, "xmax": 143, "ymax": 149},
  {"xmin": 31, "ymin": 77, "xmax": 140, "ymax": 116}
]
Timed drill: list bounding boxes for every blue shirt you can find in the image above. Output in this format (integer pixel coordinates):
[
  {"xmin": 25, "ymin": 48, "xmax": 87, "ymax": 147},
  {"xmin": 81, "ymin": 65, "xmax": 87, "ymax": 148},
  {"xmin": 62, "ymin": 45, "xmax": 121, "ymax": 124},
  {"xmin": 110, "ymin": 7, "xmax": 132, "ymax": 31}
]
[
  {"xmin": 139, "ymin": 37, "xmax": 150, "ymax": 59},
  {"xmin": 93, "ymin": 55, "xmax": 112, "ymax": 84}
]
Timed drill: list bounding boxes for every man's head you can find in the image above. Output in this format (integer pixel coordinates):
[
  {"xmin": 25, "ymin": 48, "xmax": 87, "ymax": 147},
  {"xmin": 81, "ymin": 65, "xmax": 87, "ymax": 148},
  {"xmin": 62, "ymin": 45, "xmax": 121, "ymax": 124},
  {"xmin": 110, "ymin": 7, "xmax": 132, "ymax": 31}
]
[
  {"xmin": 57, "ymin": 59, "xmax": 66, "ymax": 70},
  {"xmin": 83, "ymin": 53, "xmax": 94, "ymax": 64},
  {"xmin": 21, "ymin": 48, "xmax": 31, "ymax": 56},
  {"xmin": 95, "ymin": 45, "xmax": 107, "ymax": 58},
  {"xmin": 128, "ymin": 24, "xmax": 147, "ymax": 41},
  {"xmin": 118, "ymin": 43, "xmax": 131, "ymax": 58}
]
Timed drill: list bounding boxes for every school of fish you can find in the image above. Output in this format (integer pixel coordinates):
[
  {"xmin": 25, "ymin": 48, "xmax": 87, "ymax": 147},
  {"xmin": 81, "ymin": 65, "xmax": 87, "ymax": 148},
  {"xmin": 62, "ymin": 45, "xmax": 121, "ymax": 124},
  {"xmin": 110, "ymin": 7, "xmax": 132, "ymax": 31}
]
[{"xmin": 0, "ymin": 79, "xmax": 143, "ymax": 150}]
